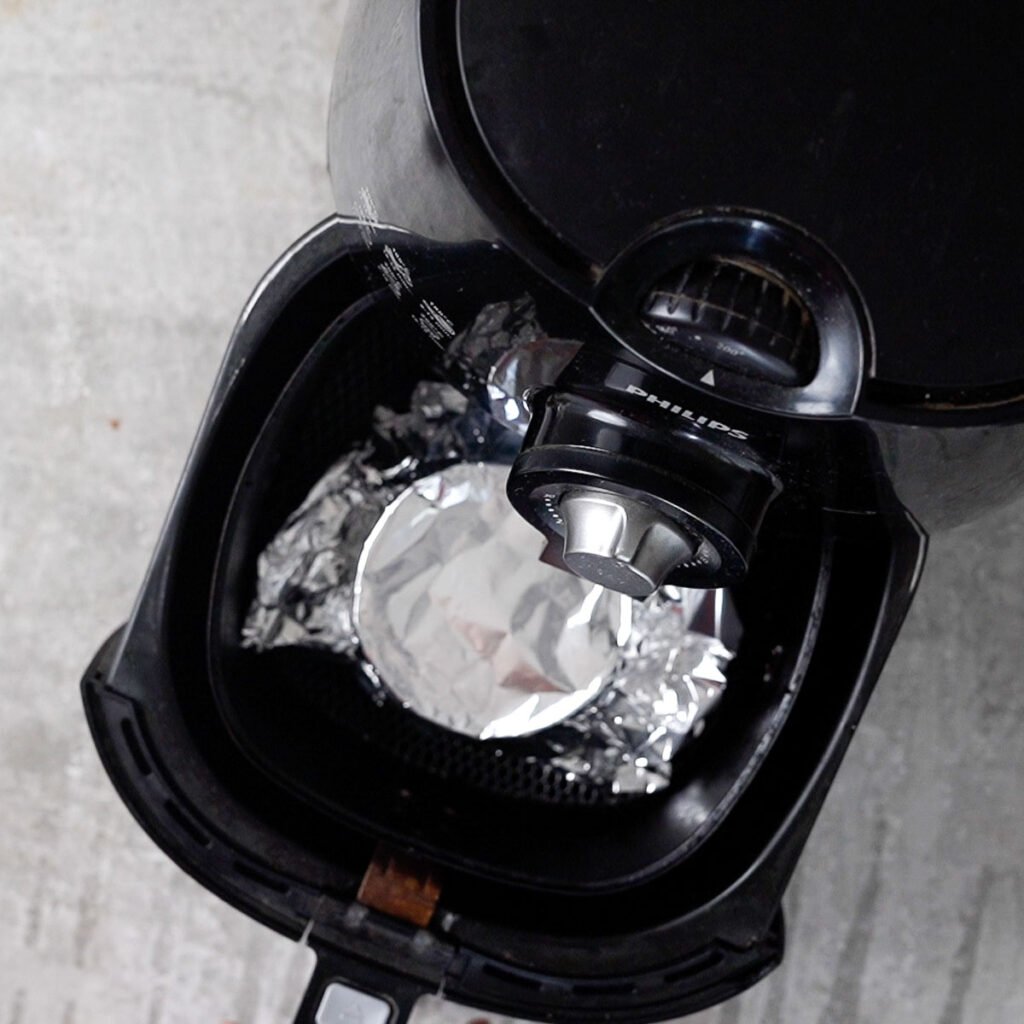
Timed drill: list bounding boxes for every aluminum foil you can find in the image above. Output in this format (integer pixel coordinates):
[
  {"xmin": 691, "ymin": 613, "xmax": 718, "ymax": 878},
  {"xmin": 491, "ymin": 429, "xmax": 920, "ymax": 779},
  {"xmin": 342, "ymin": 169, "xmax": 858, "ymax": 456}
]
[
  {"xmin": 243, "ymin": 385, "xmax": 514, "ymax": 652},
  {"xmin": 243, "ymin": 300, "xmax": 740, "ymax": 794},
  {"xmin": 349, "ymin": 460, "xmax": 736, "ymax": 792},
  {"xmin": 354, "ymin": 462, "xmax": 632, "ymax": 739},
  {"xmin": 545, "ymin": 589, "xmax": 737, "ymax": 794},
  {"xmin": 442, "ymin": 294, "xmax": 581, "ymax": 434}
]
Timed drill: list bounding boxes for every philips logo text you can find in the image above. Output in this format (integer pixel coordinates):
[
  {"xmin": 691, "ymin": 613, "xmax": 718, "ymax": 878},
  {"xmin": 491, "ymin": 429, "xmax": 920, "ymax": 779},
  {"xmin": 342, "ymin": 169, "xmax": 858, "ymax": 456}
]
[{"xmin": 623, "ymin": 384, "xmax": 750, "ymax": 441}]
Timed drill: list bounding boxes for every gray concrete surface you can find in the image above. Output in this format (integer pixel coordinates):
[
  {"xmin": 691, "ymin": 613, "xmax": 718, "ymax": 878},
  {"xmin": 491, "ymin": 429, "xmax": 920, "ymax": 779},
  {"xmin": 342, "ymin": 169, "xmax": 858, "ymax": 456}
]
[{"xmin": 1, "ymin": 3, "xmax": 1022, "ymax": 1022}]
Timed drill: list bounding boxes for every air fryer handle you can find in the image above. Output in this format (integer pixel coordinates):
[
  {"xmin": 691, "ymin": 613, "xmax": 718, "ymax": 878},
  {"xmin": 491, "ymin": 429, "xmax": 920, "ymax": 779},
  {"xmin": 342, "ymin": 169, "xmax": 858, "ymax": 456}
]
[{"xmin": 293, "ymin": 950, "xmax": 427, "ymax": 1024}]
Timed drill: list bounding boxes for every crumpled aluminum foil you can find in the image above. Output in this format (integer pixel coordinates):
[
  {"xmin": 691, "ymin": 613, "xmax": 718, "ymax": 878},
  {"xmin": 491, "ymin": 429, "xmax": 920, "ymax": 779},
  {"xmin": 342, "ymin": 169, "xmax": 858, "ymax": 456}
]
[
  {"xmin": 544, "ymin": 589, "xmax": 736, "ymax": 794},
  {"xmin": 243, "ymin": 298, "xmax": 740, "ymax": 794},
  {"xmin": 441, "ymin": 294, "xmax": 581, "ymax": 434},
  {"xmin": 241, "ymin": 382, "xmax": 518, "ymax": 653}
]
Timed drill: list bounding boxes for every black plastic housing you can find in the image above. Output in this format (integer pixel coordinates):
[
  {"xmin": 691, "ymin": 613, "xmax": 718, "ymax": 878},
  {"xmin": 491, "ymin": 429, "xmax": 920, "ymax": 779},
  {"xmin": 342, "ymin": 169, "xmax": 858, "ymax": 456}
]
[
  {"xmin": 83, "ymin": 218, "xmax": 933, "ymax": 1022},
  {"xmin": 82, "ymin": 1, "xmax": 1024, "ymax": 1018}
]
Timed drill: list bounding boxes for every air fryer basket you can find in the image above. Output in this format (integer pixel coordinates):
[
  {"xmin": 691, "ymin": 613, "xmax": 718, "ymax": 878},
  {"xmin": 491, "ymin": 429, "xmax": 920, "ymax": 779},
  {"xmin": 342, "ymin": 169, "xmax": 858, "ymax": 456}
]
[
  {"xmin": 204, "ymin": 253, "xmax": 835, "ymax": 893},
  {"xmin": 83, "ymin": 219, "xmax": 925, "ymax": 1021}
]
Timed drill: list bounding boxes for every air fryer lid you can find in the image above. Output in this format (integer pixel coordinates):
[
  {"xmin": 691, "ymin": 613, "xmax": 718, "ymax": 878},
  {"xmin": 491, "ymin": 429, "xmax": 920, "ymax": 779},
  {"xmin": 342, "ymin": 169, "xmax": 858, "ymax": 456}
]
[{"xmin": 449, "ymin": 1, "xmax": 1024, "ymax": 393}]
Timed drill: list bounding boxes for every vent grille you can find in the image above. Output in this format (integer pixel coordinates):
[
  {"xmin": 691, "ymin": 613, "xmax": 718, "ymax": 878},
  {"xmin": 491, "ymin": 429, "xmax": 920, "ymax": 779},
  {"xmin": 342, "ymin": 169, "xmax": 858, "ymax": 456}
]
[{"xmin": 641, "ymin": 257, "xmax": 818, "ymax": 385}]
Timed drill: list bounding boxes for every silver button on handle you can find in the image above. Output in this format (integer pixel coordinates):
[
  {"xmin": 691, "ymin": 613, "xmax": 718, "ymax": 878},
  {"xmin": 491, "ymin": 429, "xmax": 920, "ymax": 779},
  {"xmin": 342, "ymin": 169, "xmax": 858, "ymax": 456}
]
[{"xmin": 559, "ymin": 488, "xmax": 695, "ymax": 598}]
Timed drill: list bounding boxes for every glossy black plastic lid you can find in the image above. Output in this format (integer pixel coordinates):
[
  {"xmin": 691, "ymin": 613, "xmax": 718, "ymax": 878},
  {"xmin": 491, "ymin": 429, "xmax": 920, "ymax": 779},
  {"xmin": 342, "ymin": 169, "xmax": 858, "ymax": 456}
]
[{"xmin": 451, "ymin": 1, "xmax": 1023, "ymax": 398}]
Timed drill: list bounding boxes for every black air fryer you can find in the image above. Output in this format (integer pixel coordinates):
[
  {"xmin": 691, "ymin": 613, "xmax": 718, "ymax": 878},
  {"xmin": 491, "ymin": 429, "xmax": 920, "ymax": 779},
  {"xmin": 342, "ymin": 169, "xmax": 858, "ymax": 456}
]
[{"xmin": 83, "ymin": 3, "xmax": 1024, "ymax": 1021}]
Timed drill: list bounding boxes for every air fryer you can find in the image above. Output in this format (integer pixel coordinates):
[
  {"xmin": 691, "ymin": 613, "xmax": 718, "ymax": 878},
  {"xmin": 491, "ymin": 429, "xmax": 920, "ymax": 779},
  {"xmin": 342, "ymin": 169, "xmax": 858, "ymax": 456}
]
[{"xmin": 82, "ymin": 3, "xmax": 1024, "ymax": 1022}]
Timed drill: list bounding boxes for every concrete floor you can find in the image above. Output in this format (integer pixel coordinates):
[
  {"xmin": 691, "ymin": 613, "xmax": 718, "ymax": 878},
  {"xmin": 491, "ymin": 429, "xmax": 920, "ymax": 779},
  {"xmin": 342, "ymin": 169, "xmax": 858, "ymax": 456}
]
[{"xmin": 1, "ymin": 2, "xmax": 1022, "ymax": 1022}]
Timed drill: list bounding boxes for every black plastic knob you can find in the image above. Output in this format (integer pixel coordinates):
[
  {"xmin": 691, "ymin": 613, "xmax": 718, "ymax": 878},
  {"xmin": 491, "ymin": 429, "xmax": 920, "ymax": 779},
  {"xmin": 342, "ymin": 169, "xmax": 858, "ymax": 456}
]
[{"xmin": 507, "ymin": 390, "xmax": 781, "ymax": 592}]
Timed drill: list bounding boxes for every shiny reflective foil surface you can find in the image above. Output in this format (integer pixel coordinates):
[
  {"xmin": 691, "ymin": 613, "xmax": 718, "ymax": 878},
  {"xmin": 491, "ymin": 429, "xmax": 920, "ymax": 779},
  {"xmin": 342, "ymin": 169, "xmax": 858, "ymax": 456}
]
[
  {"xmin": 243, "ymin": 299, "xmax": 741, "ymax": 793},
  {"xmin": 354, "ymin": 462, "xmax": 630, "ymax": 739}
]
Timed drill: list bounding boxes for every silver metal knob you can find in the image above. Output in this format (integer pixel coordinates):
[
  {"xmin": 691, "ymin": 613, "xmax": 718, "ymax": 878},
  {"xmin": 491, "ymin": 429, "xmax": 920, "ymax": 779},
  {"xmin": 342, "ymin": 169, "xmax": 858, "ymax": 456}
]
[{"xmin": 559, "ymin": 488, "xmax": 694, "ymax": 598}]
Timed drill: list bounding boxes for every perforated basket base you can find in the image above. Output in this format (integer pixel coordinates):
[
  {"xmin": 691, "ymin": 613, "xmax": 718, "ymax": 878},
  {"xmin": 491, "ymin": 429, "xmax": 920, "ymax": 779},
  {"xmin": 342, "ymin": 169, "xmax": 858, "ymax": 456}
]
[{"xmin": 244, "ymin": 646, "xmax": 630, "ymax": 807}]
